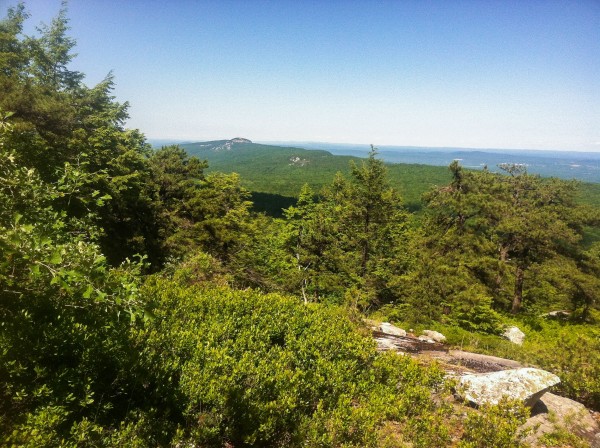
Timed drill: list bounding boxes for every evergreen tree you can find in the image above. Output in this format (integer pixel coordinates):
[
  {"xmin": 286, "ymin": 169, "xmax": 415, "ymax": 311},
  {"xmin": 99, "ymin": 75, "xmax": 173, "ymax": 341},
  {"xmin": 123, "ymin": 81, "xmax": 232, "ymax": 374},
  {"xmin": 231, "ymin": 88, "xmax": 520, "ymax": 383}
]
[
  {"xmin": 419, "ymin": 162, "xmax": 597, "ymax": 316},
  {"xmin": 283, "ymin": 148, "xmax": 408, "ymax": 308},
  {"xmin": 0, "ymin": 3, "xmax": 159, "ymax": 266},
  {"xmin": 283, "ymin": 184, "xmax": 318, "ymax": 302},
  {"xmin": 27, "ymin": 1, "xmax": 84, "ymax": 91},
  {"xmin": 347, "ymin": 147, "xmax": 409, "ymax": 306}
]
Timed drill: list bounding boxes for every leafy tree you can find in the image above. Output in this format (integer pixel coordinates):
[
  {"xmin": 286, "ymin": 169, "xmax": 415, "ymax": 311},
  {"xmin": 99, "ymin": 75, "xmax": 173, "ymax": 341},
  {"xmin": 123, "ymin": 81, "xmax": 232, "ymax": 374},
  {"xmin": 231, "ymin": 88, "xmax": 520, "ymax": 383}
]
[{"xmin": 0, "ymin": 116, "xmax": 147, "ymax": 445}]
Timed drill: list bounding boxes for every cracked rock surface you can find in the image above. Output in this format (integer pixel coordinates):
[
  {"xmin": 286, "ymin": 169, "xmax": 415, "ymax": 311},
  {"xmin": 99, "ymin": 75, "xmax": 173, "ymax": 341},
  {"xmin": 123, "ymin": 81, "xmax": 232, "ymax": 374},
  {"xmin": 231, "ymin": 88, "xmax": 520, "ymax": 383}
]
[{"xmin": 457, "ymin": 368, "xmax": 560, "ymax": 407}]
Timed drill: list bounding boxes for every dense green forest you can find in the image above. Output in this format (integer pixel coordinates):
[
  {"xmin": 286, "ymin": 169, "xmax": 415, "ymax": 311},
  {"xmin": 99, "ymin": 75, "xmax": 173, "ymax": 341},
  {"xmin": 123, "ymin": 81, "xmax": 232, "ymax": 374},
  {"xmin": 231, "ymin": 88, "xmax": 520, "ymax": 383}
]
[
  {"xmin": 1, "ymin": 4, "xmax": 600, "ymax": 447},
  {"xmin": 180, "ymin": 140, "xmax": 456, "ymax": 212},
  {"xmin": 181, "ymin": 140, "xmax": 600, "ymax": 212}
]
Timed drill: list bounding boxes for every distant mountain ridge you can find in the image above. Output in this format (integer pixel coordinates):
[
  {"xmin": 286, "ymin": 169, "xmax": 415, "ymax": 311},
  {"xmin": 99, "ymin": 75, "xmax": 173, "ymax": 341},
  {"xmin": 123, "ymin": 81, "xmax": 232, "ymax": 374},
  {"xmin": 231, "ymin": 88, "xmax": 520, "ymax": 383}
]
[
  {"xmin": 267, "ymin": 141, "xmax": 600, "ymax": 183},
  {"xmin": 156, "ymin": 139, "xmax": 600, "ymax": 183},
  {"xmin": 177, "ymin": 140, "xmax": 464, "ymax": 210},
  {"xmin": 175, "ymin": 139, "xmax": 600, "ymax": 212},
  {"xmin": 186, "ymin": 137, "xmax": 253, "ymax": 152}
]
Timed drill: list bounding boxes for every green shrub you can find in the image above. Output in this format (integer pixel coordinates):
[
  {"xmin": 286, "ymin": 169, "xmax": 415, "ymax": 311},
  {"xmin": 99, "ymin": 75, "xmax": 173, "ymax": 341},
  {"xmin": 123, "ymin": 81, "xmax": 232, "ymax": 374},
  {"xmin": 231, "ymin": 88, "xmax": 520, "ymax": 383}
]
[
  {"xmin": 0, "ymin": 147, "xmax": 149, "ymax": 446},
  {"xmin": 538, "ymin": 426, "xmax": 590, "ymax": 448},
  {"xmin": 138, "ymin": 278, "xmax": 454, "ymax": 447},
  {"xmin": 452, "ymin": 293, "xmax": 504, "ymax": 335},
  {"xmin": 458, "ymin": 398, "xmax": 530, "ymax": 448},
  {"xmin": 521, "ymin": 321, "xmax": 600, "ymax": 411}
]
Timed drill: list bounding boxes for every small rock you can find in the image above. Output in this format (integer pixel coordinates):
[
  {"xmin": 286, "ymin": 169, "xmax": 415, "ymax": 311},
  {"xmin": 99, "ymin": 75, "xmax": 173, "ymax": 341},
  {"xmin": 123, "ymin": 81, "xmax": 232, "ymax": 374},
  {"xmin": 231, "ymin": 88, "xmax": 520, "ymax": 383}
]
[
  {"xmin": 379, "ymin": 322, "xmax": 407, "ymax": 337},
  {"xmin": 541, "ymin": 310, "xmax": 571, "ymax": 319},
  {"xmin": 421, "ymin": 330, "xmax": 446, "ymax": 343},
  {"xmin": 418, "ymin": 335, "xmax": 435, "ymax": 343},
  {"xmin": 502, "ymin": 326, "xmax": 525, "ymax": 345},
  {"xmin": 457, "ymin": 367, "xmax": 560, "ymax": 407}
]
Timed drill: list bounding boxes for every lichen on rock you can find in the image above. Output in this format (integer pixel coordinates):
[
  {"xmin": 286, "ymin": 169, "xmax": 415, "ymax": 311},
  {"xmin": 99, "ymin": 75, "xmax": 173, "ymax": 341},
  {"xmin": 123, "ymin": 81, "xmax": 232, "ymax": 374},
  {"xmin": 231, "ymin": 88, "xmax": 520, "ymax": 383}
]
[{"xmin": 457, "ymin": 368, "xmax": 560, "ymax": 408}]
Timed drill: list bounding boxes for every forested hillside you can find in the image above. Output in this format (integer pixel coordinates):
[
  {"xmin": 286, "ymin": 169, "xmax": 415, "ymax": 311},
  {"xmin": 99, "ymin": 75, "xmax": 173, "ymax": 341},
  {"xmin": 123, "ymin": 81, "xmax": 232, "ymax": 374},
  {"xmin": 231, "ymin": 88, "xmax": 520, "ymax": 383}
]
[
  {"xmin": 2, "ymin": 4, "xmax": 600, "ymax": 447},
  {"xmin": 181, "ymin": 140, "xmax": 454, "ymax": 213},
  {"xmin": 181, "ymin": 139, "xmax": 600, "ymax": 214}
]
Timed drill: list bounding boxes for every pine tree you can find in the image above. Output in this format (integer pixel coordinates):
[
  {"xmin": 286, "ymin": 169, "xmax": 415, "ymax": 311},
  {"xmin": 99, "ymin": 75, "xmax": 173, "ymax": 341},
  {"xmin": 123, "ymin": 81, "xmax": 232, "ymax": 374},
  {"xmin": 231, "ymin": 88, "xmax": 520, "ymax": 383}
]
[
  {"xmin": 283, "ymin": 148, "xmax": 408, "ymax": 308},
  {"xmin": 419, "ymin": 161, "xmax": 596, "ymax": 315}
]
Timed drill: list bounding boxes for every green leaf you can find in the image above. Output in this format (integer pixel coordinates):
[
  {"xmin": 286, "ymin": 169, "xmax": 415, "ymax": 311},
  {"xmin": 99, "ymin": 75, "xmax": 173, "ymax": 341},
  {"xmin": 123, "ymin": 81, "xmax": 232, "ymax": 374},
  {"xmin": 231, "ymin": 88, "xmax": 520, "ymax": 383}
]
[
  {"xmin": 30, "ymin": 264, "xmax": 40, "ymax": 276},
  {"xmin": 83, "ymin": 284, "xmax": 94, "ymax": 298},
  {"xmin": 50, "ymin": 250, "xmax": 63, "ymax": 264}
]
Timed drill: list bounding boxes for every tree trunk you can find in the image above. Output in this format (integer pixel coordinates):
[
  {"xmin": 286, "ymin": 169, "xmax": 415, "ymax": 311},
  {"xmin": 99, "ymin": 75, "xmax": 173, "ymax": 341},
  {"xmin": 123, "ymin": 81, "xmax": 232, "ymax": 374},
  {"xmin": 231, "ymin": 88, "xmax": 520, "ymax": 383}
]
[
  {"xmin": 495, "ymin": 245, "xmax": 509, "ymax": 297},
  {"xmin": 360, "ymin": 209, "xmax": 370, "ymax": 278},
  {"xmin": 511, "ymin": 265, "xmax": 525, "ymax": 313},
  {"xmin": 296, "ymin": 229, "xmax": 309, "ymax": 304}
]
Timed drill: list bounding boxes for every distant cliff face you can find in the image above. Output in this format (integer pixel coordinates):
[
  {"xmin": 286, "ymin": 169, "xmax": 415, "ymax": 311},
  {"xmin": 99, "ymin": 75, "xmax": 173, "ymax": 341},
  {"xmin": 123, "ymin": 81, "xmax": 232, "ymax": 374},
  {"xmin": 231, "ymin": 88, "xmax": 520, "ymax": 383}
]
[
  {"xmin": 194, "ymin": 138, "xmax": 253, "ymax": 151},
  {"xmin": 211, "ymin": 138, "xmax": 252, "ymax": 151}
]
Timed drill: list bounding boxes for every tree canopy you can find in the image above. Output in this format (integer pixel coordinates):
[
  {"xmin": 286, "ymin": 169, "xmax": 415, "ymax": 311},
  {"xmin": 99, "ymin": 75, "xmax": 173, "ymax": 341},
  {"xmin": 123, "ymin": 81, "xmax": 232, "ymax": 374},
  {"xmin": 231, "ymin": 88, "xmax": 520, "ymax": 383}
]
[{"xmin": 1, "ymin": 3, "xmax": 600, "ymax": 446}]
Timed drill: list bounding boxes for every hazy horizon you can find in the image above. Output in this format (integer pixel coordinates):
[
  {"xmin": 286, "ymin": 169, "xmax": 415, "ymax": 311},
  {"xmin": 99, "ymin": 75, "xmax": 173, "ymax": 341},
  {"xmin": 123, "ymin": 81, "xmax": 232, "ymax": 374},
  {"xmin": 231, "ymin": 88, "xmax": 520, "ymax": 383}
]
[
  {"xmin": 8, "ymin": 0, "xmax": 600, "ymax": 152},
  {"xmin": 149, "ymin": 137, "xmax": 600, "ymax": 155}
]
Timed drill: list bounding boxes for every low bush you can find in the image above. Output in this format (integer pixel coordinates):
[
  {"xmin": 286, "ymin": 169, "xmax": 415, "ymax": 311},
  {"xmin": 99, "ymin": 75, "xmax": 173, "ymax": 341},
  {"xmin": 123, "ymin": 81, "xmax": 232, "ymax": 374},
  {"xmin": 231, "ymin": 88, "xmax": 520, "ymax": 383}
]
[
  {"xmin": 138, "ymin": 278, "xmax": 454, "ymax": 447},
  {"xmin": 458, "ymin": 398, "xmax": 530, "ymax": 448},
  {"xmin": 521, "ymin": 320, "xmax": 600, "ymax": 411}
]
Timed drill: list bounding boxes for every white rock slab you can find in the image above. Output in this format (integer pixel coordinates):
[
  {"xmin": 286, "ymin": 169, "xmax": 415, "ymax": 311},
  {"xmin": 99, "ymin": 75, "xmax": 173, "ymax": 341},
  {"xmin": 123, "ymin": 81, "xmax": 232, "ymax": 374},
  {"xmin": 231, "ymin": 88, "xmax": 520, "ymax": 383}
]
[
  {"xmin": 457, "ymin": 368, "xmax": 560, "ymax": 407},
  {"xmin": 379, "ymin": 322, "xmax": 407, "ymax": 337}
]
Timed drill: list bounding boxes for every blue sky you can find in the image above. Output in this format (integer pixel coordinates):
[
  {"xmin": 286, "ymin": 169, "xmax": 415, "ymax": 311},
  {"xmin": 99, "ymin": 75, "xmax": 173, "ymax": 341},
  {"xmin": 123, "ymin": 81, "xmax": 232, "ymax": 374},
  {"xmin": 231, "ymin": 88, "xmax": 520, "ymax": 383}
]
[{"xmin": 4, "ymin": 0, "xmax": 600, "ymax": 151}]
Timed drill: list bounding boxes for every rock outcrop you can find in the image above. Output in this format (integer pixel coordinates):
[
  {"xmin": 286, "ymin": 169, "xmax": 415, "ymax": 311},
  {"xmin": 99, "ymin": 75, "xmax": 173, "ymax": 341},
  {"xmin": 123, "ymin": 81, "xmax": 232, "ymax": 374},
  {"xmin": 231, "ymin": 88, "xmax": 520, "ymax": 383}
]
[
  {"xmin": 374, "ymin": 337, "xmax": 401, "ymax": 351},
  {"xmin": 541, "ymin": 310, "xmax": 571, "ymax": 319},
  {"xmin": 420, "ymin": 330, "xmax": 446, "ymax": 343},
  {"xmin": 522, "ymin": 392, "xmax": 600, "ymax": 446},
  {"xmin": 379, "ymin": 322, "xmax": 406, "ymax": 337},
  {"xmin": 457, "ymin": 367, "xmax": 560, "ymax": 407},
  {"xmin": 445, "ymin": 350, "xmax": 522, "ymax": 373},
  {"xmin": 210, "ymin": 138, "xmax": 252, "ymax": 151},
  {"xmin": 373, "ymin": 332, "xmax": 446, "ymax": 353}
]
